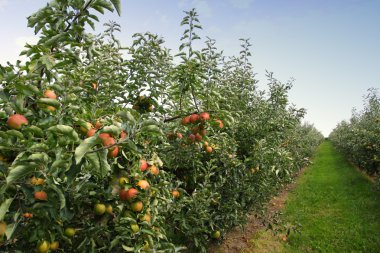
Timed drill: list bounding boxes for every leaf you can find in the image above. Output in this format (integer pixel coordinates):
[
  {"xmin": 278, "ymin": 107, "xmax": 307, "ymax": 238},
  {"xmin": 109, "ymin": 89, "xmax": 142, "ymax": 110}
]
[
  {"xmin": 6, "ymin": 165, "xmax": 34, "ymax": 185},
  {"xmin": 117, "ymin": 110, "xmax": 136, "ymax": 124},
  {"xmin": 49, "ymin": 184, "xmax": 66, "ymax": 210},
  {"xmin": 5, "ymin": 222, "xmax": 17, "ymax": 239},
  {"xmin": 6, "ymin": 130, "xmax": 24, "ymax": 139},
  {"xmin": 110, "ymin": 0, "xmax": 121, "ymax": 15},
  {"xmin": 47, "ymin": 125, "xmax": 79, "ymax": 142},
  {"xmin": 85, "ymin": 149, "xmax": 110, "ymax": 179},
  {"xmin": 40, "ymin": 54, "xmax": 55, "ymax": 70},
  {"xmin": 75, "ymin": 136, "xmax": 101, "ymax": 164},
  {"xmin": 37, "ymin": 98, "xmax": 61, "ymax": 108},
  {"xmin": 101, "ymin": 125, "xmax": 121, "ymax": 136},
  {"xmin": 28, "ymin": 153, "xmax": 49, "ymax": 163},
  {"xmin": 44, "ymin": 33, "xmax": 66, "ymax": 47},
  {"xmin": 122, "ymin": 245, "xmax": 135, "ymax": 252},
  {"xmin": 140, "ymin": 125, "xmax": 163, "ymax": 136},
  {"xmin": 0, "ymin": 198, "xmax": 13, "ymax": 221},
  {"xmin": 24, "ymin": 126, "xmax": 44, "ymax": 137}
]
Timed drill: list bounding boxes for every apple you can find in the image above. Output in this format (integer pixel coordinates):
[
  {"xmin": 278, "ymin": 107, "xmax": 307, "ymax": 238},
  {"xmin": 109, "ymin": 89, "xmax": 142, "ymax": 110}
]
[
  {"xmin": 95, "ymin": 121, "xmax": 103, "ymax": 129},
  {"xmin": 50, "ymin": 241, "xmax": 59, "ymax": 250},
  {"xmin": 64, "ymin": 227, "xmax": 76, "ymax": 237},
  {"xmin": 131, "ymin": 201, "xmax": 143, "ymax": 212},
  {"xmin": 131, "ymin": 224, "xmax": 140, "ymax": 233},
  {"xmin": 200, "ymin": 112, "xmax": 210, "ymax": 121},
  {"xmin": 86, "ymin": 128, "xmax": 96, "ymax": 137},
  {"xmin": 34, "ymin": 191, "xmax": 47, "ymax": 201},
  {"xmin": 119, "ymin": 188, "xmax": 139, "ymax": 202},
  {"xmin": 188, "ymin": 134, "xmax": 196, "ymax": 143},
  {"xmin": 176, "ymin": 132, "xmax": 183, "ymax": 139},
  {"xmin": 140, "ymin": 159, "xmax": 148, "ymax": 171},
  {"xmin": 98, "ymin": 132, "xmax": 111, "ymax": 141},
  {"xmin": 120, "ymin": 131, "xmax": 127, "ymax": 140},
  {"xmin": 215, "ymin": 119, "xmax": 223, "ymax": 128},
  {"xmin": 43, "ymin": 90, "xmax": 57, "ymax": 99},
  {"xmin": 108, "ymin": 146, "xmax": 119, "ymax": 158},
  {"xmin": 118, "ymin": 177, "xmax": 129, "ymax": 187},
  {"xmin": 36, "ymin": 240, "xmax": 50, "ymax": 253},
  {"xmin": 7, "ymin": 114, "xmax": 28, "ymax": 129},
  {"xmin": 137, "ymin": 180, "xmax": 150, "ymax": 190},
  {"xmin": 172, "ymin": 190, "xmax": 180, "ymax": 198},
  {"xmin": 80, "ymin": 122, "xmax": 93, "ymax": 134},
  {"xmin": 190, "ymin": 114, "xmax": 199, "ymax": 123},
  {"xmin": 94, "ymin": 203, "xmax": 106, "ymax": 215},
  {"xmin": 205, "ymin": 146, "xmax": 213, "ymax": 153},
  {"xmin": 194, "ymin": 133, "xmax": 202, "ymax": 142},
  {"xmin": 105, "ymin": 205, "xmax": 113, "ymax": 214},
  {"xmin": 181, "ymin": 116, "xmax": 191, "ymax": 125},
  {"xmin": 211, "ymin": 230, "xmax": 221, "ymax": 239},
  {"xmin": 148, "ymin": 165, "xmax": 159, "ymax": 176},
  {"xmin": 140, "ymin": 213, "xmax": 151, "ymax": 223}
]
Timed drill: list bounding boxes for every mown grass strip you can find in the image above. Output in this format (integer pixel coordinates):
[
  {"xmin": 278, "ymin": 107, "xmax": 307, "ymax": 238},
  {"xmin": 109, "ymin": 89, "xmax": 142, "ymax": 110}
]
[{"xmin": 283, "ymin": 141, "xmax": 380, "ymax": 253}]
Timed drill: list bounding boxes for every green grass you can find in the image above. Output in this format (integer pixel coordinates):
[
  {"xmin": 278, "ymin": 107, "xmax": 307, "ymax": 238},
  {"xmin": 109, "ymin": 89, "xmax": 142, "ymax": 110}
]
[{"xmin": 283, "ymin": 141, "xmax": 380, "ymax": 253}]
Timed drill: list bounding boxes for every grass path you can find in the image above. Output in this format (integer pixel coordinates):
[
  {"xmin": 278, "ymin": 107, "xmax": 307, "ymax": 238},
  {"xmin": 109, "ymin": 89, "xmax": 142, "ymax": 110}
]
[{"xmin": 281, "ymin": 141, "xmax": 380, "ymax": 252}]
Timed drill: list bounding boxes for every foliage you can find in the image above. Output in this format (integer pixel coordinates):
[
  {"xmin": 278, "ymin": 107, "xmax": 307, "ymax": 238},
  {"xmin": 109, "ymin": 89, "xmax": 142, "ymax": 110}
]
[
  {"xmin": 0, "ymin": 1, "xmax": 323, "ymax": 252},
  {"xmin": 330, "ymin": 88, "xmax": 380, "ymax": 182}
]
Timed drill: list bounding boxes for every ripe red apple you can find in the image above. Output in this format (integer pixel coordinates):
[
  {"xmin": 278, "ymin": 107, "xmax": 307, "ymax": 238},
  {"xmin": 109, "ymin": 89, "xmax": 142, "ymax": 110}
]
[
  {"xmin": 172, "ymin": 190, "xmax": 180, "ymax": 198},
  {"xmin": 43, "ymin": 89, "xmax": 57, "ymax": 99},
  {"xmin": 148, "ymin": 165, "xmax": 159, "ymax": 176},
  {"xmin": 200, "ymin": 129, "xmax": 207, "ymax": 136},
  {"xmin": 80, "ymin": 122, "xmax": 93, "ymax": 134},
  {"xmin": 140, "ymin": 159, "xmax": 148, "ymax": 171},
  {"xmin": 215, "ymin": 119, "xmax": 223, "ymax": 128},
  {"xmin": 188, "ymin": 134, "xmax": 196, "ymax": 143},
  {"xmin": 123, "ymin": 188, "xmax": 138, "ymax": 201},
  {"xmin": 205, "ymin": 146, "xmax": 213, "ymax": 153},
  {"xmin": 176, "ymin": 132, "xmax": 183, "ymax": 139},
  {"xmin": 86, "ymin": 128, "xmax": 96, "ymax": 137},
  {"xmin": 108, "ymin": 146, "xmax": 119, "ymax": 158},
  {"xmin": 194, "ymin": 133, "xmax": 202, "ymax": 142},
  {"xmin": 190, "ymin": 114, "xmax": 199, "ymax": 123},
  {"xmin": 137, "ymin": 180, "xmax": 150, "ymax": 190},
  {"xmin": 34, "ymin": 191, "xmax": 47, "ymax": 201},
  {"xmin": 119, "ymin": 189, "xmax": 128, "ymax": 201},
  {"xmin": 7, "ymin": 114, "xmax": 28, "ymax": 129},
  {"xmin": 95, "ymin": 121, "xmax": 103, "ymax": 129},
  {"xmin": 98, "ymin": 133, "xmax": 111, "ymax": 141},
  {"xmin": 200, "ymin": 112, "xmax": 210, "ymax": 121},
  {"xmin": 120, "ymin": 131, "xmax": 127, "ymax": 140},
  {"xmin": 181, "ymin": 116, "xmax": 191, "ymax": 125}
]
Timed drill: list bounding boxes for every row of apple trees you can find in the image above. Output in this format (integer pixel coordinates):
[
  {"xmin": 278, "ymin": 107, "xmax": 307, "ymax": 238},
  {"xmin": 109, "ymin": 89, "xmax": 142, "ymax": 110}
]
[
  {"xmin": 329, "ymin": 88, "xmax": 380, "ymax": 185},
  {"xmin": 0, "ymin": 1, "xmax": 323, "ymax": 252}
]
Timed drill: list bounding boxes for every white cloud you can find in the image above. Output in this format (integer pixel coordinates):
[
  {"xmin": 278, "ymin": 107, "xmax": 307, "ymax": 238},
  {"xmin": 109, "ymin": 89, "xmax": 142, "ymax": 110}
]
[{"xmin": 228, "ymin": 0, "xmax": 254, "ymax": 9}]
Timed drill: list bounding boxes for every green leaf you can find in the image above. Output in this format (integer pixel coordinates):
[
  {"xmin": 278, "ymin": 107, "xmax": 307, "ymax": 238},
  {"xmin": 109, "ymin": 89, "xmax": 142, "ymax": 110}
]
[
  {"xmin": 37, "ymin": 98, "xmax": 61, "ymax": 108},
  {"xmin": 117, "ymin": 110, "xmax": 136, "ymax": 124},
  {"xmin": 24, "ymin": 126, "xmax": 44, "ymax": 137},
  {"xmin": 49, "ymin": 184, "xmax": 66, "ymax": 210},
  {"xmin": 47, "ymin": 125, "xmax": 79, "ymax": 142},
  {"xmin": 110, "ymin": 0, "xmax": 121, "ymax": 15},
  {"xmin": 122, "ymin": 245, "xmax": 134, "ymax": 252},
  {"xmin": 28, "ymin": 153, "xmax": 49, "ymax": 163},
  {"xmin": 140, "ymin": 125, "xmax": 163, "ymax": 136},
  {"xmin": 75, "ymin": 136, "xmax": 101, "ymax": 164},
  {"xmin": 6, "ymin": 165, "xmax": 34, "ymax": 184},
  {"xmin": 40, "ymin": 54, "xmax": 55, "ymax": 70},
  {"xmin": 85, "ymin": 149, "xmax": 110, "ymax": 179},
  {"xmin": 0, "ymin": 198, "xmax": 13, "ymax": 221},
  {"xmin": 101, "ymin": 125, "xmax": 121, "ymax": 136},
  {"xmin": 6, "ymin": 130, "xmax": 24, "ymax": 139},
  {"xmin": 44, "ymin": 33, "xmax": 66, "ymax": 47}
]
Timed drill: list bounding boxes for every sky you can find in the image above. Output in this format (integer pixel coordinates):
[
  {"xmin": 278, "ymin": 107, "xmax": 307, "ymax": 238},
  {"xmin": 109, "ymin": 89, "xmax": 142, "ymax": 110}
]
[{"xmin": 1, "ymin": 0, "xmax": 379, "ymax": 136}]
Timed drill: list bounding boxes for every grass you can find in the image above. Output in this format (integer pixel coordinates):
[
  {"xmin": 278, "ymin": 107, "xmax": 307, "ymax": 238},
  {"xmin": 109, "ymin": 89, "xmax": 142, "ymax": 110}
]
[
  {"xmin": 245, "ymin": 141, "xmax": 380, "ymax": 253},
  {"xmin": 282, "ymin": 141, "xmax": 380, "ymax": 253}
]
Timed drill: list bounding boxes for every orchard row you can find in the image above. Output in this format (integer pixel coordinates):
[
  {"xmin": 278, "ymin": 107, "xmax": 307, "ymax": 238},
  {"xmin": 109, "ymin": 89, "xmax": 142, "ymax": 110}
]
[{"xmin": 0, "ymin": 1, "xmax": 323, "ymax": 252}]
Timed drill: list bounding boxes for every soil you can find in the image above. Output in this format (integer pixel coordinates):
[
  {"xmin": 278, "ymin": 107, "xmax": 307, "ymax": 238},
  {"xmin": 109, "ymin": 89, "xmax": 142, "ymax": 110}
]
[{"xmin": 208, "ymin": 168, "xmax": 307, "ymax": 253}]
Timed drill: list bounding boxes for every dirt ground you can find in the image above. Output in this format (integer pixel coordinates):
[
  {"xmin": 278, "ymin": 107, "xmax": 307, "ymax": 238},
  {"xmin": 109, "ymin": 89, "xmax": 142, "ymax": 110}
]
[{"xmin": 208, "ymin": 168, "xmax": 306, "ymax": 253}]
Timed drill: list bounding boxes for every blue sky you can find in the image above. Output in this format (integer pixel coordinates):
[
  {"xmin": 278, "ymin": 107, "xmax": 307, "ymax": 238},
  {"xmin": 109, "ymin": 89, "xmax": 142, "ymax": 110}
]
[{"xmin": 1, "ymin": 0, "xmax": 379, "ymax": 136}]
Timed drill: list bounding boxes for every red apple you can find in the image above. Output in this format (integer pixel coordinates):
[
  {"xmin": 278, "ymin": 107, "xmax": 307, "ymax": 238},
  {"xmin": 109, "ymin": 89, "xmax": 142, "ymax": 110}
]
[{"xmin": 7, "ymin": 114, "xmax": 28, "ymax": 129}]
